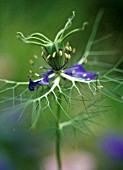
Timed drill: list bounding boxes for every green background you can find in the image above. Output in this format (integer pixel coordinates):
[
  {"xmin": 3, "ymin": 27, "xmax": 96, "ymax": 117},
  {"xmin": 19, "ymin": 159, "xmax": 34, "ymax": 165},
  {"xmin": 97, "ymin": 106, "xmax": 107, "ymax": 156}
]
[{"xmin": 0, "ymin": 0, "xmax": 123, "ymax": 170}]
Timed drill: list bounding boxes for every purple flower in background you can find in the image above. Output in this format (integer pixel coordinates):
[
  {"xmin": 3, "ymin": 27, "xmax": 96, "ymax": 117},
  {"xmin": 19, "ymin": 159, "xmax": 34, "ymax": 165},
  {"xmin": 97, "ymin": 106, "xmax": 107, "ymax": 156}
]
[
  {"xmin": 0, "ymin": 154, "xmax": 14, "ymax": 170},
  {"xmin": 100, "ymin": 133, "xmax": 123, "ymax": 160}
]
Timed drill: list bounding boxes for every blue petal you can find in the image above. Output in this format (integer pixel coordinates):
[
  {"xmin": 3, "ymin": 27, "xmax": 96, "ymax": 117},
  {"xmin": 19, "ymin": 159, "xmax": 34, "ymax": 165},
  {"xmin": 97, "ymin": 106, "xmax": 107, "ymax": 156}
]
[
  {"xmin": 42, "ymin": 70, "xmax": 54, "ymax": 78},
  {"xmin": 28, "ymin": 70, "xmax": 54, "ymax": 91},
  {"xmin": 63, "ymin": 64, "xmax": 98, "ymax": 80},
  {"xmin": 28, "ymin": 76, "xmax": 49, "ymax": 91}
]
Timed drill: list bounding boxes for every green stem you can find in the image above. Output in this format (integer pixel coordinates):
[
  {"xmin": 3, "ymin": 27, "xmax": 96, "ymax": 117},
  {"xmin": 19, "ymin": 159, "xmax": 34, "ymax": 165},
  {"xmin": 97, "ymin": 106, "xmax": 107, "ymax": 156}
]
[{"xmin": 56, "ymin": 95, "xmax": 62, "ymax": 170}]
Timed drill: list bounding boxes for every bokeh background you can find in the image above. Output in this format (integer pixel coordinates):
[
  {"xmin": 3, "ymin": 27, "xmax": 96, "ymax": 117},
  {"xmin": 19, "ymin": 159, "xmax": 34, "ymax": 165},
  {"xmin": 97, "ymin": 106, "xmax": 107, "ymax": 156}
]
[{"xmin": 0, "ymin": 0, "xmax": 123, "ymax": 170}]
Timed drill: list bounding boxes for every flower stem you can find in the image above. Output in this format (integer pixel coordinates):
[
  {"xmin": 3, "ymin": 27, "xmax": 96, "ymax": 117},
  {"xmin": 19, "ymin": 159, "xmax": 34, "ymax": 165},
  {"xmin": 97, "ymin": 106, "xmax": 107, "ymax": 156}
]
[{"xmin": 56, "ymin": 95, "xmax": 62, "ymax": 170}]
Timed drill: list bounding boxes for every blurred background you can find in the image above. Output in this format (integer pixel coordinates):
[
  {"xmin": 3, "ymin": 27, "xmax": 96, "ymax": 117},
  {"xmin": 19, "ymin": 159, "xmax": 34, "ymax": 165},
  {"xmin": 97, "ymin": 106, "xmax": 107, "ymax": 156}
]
[{"xmin": 0, "ymin": 0, "xmax": 123, "ymax": 170}]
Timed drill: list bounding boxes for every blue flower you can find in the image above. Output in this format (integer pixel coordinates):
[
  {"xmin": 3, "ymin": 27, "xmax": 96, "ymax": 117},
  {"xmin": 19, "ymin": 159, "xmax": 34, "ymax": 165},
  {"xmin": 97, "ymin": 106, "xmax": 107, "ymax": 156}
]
[
  {"xmin": 100, "ymin": 133, "xmax": 123, "ymax": 160},
  {"xmin": 28, "ymin": 64, "xmax": 98, "ymax": 91},
  {"xmin": 17, "ymin": 11, "xmax": 98, "ymax": 92}
]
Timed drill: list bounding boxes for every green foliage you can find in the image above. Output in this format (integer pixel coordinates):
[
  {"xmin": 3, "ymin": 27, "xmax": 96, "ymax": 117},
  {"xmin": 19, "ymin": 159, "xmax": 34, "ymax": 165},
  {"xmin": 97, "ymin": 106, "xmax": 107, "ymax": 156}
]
[
  {"xmin": 0, "ymin": 9, "xmax": 123, "ymax": 130},
  {"xmin": 0, "ymin": 1, "xmax": 123, "ymax": 169}
]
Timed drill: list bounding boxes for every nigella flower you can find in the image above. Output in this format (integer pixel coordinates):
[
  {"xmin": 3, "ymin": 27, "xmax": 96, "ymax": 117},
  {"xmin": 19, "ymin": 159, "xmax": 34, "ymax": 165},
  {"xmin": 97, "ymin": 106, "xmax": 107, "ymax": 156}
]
[
  {"xmin": 28, "ymin": 63, "xmax": 98, "ymax": 91},
  {"xmin": 0, "ymin": 8, "xmax": 122, "ymax": 139},
  {"xmin": 17, "ymin": 11, "xmax": 98, "ymax": 92},
  {"xmin": 100, "ymin": 133, "xmax": 123, "ymax": 160}
]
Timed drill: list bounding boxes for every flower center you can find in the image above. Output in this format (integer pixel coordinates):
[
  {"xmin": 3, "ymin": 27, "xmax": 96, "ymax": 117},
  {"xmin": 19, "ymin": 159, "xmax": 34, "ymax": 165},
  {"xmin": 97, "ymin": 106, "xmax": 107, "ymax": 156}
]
[{"xmin": 41, "ymin": 42, "xmax": 75, "ymax": 71}]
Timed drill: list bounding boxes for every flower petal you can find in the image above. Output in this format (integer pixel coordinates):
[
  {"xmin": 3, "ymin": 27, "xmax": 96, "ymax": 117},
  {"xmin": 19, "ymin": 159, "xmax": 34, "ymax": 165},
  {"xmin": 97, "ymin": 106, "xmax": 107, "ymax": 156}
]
[
  {"xmin": 28, "ymin": 70, "xmax": 54, "ymax": 91},
  {"xmin": 42, "ymin": 70, "xmax": 54, "ymax": 78},
  {"xmin": 28, "ymin": 76, "xmax": 49, "ymax": 91},
  {"xmin": 63, "ymin": 64, "xmax": 98, "ymax": 80}
]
